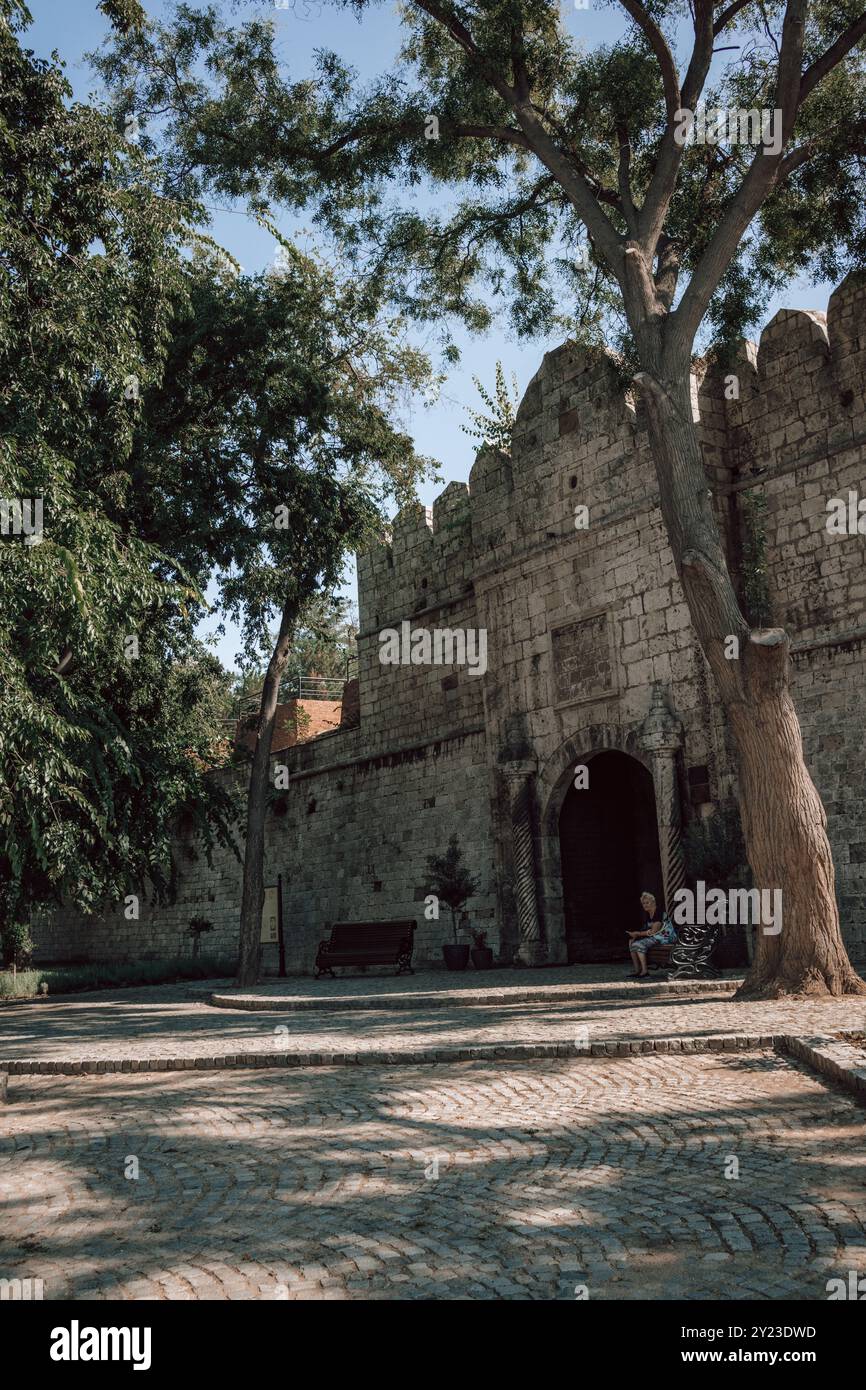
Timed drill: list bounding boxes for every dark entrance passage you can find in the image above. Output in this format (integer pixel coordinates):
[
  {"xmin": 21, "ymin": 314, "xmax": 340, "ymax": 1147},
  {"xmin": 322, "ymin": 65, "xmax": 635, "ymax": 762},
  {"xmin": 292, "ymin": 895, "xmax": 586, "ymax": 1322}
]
[{"xmin": 559, "ymin": 750, "xmax": 663, "ymax": 963}]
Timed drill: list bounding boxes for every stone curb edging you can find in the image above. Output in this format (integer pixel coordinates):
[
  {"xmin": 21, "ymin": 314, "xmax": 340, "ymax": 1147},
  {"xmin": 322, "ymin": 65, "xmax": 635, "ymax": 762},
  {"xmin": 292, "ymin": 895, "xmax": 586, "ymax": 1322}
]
[
  {"xmin": 209, "ymin": 977, "xmax": 742, "ymax": 1014},
  {"xmin": 782, "ymin": 1034, "xmax": 866, "ymax": 1097},
  {"xmin": 0, "ymin": 1031, "xmax": 776, "ymax": 1076},
  {"xmin": 2, "ymin": 1034, "xmax": 865, "ymax": 1098}
]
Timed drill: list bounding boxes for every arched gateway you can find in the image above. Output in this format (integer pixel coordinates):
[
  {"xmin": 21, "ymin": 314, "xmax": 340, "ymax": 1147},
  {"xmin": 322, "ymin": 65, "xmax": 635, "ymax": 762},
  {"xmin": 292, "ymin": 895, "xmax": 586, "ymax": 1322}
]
[
  {"xmin": 517, "ymin": 683, "xmax": 687, "ymax": 966},
  {"xmin": 558, "ymin": 750, "xmax": 663, "ymax": 962}
]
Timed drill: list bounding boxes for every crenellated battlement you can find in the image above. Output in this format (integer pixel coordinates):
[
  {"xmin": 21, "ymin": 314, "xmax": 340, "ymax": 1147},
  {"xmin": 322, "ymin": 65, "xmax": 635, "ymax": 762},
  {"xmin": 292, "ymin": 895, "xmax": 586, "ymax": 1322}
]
[
  {"xmin": 696, "ymin": 270, "xmax": 866, "ymax": 490},
  {"xmin": 356, "ymin": 484, "xmax": 475, "ymax": 631},
  {"xmin": 358, "ymin": 271, "xmax": 866, "ymax": 630}
]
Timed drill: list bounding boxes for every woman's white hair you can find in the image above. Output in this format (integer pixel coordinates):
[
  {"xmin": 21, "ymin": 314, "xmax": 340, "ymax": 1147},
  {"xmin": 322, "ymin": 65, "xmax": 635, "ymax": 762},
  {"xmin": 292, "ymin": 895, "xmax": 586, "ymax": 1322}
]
[{"xmin": 640, "ymin": 890, "xmax": 656, "ymax": 901}]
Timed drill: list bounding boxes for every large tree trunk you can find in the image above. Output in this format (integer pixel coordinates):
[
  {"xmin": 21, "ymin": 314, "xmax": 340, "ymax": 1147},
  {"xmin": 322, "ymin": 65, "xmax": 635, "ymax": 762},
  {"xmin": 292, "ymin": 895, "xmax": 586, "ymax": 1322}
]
[
  {"xmin": 236, "ymin": 600, "xmax": 297, "ymax": 989},
  {"xmin": 634, "ymin": 355, "xmax": 865, "ymax": 999}
]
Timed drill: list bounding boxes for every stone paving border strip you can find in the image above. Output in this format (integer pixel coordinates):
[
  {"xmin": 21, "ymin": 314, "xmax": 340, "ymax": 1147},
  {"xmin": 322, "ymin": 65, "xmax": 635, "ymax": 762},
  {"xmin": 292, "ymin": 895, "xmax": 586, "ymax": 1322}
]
[
  {"xmin": 782, "ymin": 1034, "xmax": 866, "ymax": 1098},
  {"xmin": 3, "ymin": 1033, "xmax": 866, "ymax": 1104},
  {"xmin": 209, "ymin": 976, "xmax": 742, "ymax": 1014},
  {"xmin": 0, "ymin": 1031, "xmax": 785, "ymax": 1076}
]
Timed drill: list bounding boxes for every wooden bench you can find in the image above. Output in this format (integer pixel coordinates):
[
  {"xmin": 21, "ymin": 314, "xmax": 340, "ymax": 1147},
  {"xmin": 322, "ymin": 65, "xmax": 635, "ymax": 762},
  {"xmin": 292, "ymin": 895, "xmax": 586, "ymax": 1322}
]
[
  {"xmin": 646, "ymin": 943, "xmax": 673, "ymax": 970},
  {"xmin": 315, "ymin": 920, "xmax": 415, "ymax": 978}
]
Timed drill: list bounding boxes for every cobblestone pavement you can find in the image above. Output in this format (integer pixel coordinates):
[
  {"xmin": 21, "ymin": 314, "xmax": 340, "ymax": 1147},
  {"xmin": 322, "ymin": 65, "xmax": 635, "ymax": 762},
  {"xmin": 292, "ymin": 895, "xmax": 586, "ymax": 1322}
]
[
  {"xmin": 1, "ymin": 983, "xmax": 865, "ymax": 1065},
  {"xmin": 1, "ymin": 1053, "xmax": 864, "ymax": 1300}
]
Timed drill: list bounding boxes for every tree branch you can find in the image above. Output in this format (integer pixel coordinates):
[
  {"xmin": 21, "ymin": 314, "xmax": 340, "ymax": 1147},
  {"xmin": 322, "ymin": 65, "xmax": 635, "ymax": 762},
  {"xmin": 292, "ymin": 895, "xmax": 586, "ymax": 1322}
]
[
  {"xmin": 411, "ymin": 0, "xmax": 517, "ymax": 103},
  {"xmin": 654, "ymin": 234, "xmax": 682, "ymax": 310},
  {"xmin": 315, "ymin": 120, "xmax": 533, "ymax": 159},
  {"xmin": 638, "ymin": 0, "xmax": 715, "ymax": 255},
  {"xmin": 510, "ymin": 22, "xmax": 531, "ymax": 102},
  {"xmin": 617, "ymin": 0, "xmax": 680, "ymax": 119},
  {"xmin": 713, "ymin": 0, "xmax": 757, "ymax": 37},
  {"xmin": 799, "ymin": 12, "xmax": 866, "ymax": 104},
  {"xmin": 617, "ymin": 123, "xmax": 639, "ymax": 236},
  {"xmin": 669, "ymin": 0, "xmax": 807, "ymax": 355},
  {"xmin": 408, "ymin": 0, "xmax": 625, "ymax": 270},
  {"xmin": 776, "ymin": 118, "xmax": 866, "ymax": 180},
  {"xmin": 508, "ymin": 99, "xmax": 625, "ymax": 268}
]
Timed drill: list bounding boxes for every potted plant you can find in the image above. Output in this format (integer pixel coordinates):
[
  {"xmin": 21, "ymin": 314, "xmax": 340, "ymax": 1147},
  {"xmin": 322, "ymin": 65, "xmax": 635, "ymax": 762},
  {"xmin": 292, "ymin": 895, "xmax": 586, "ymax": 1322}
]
[
  {"xmin": 470, "ymin": 928, "xmax": 494, "ymax": 971},
  {"xmin": 426, "ymin": 835, "xmax": 479, "ymax": 971}
]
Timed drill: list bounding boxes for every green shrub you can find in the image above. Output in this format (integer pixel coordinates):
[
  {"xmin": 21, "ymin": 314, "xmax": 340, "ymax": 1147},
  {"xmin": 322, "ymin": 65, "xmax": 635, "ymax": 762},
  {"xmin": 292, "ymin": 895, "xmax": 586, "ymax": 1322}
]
[
  {"xmin": 0, "ymin": 954, "xmax": 236, "ymax": 1000},
  {"xmin": 0, "ymin": 921, "xmax": 33, "ymax": 969}
]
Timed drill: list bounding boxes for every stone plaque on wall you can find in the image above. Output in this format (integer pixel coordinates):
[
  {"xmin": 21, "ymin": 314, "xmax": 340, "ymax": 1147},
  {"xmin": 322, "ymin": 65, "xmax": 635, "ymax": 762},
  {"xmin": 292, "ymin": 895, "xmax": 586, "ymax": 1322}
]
[{"xmin": 551, "ymin": 611, "xmax": 616, "ymax": 706}]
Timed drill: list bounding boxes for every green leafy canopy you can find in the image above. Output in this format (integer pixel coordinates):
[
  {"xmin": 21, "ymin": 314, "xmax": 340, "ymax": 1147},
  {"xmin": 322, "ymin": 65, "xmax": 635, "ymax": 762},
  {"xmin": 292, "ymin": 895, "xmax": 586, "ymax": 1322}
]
[
  {"xmin": 94, "ymin": 1, "xmax": 866, "ymax": 359},
  {"xmin": 1, "ymin": 14, "xmax": 437, "ymax": 925}
]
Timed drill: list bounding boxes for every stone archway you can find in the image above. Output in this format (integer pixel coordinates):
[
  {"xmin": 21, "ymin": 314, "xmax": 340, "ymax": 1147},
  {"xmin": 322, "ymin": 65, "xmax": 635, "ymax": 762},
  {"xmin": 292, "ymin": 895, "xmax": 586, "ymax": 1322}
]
[
  {"xmin": 558, "ymin": 751, "xmax": 662, "ymax": 962},
  {"xmin": 535, "ymin": 685, "xmax": 686, "ymax": 965}
]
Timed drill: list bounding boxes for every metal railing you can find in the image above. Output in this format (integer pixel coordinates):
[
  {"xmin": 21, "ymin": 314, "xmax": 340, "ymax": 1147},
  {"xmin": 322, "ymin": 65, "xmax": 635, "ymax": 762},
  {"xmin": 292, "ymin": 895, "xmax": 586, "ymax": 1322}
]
[
  {"xmin": 231, "ymin": 657, "xmax": 358, "ymax": 722},
  {"xmin": 281, "ymin": 674, "xmax": 346, "ymax": 700}
]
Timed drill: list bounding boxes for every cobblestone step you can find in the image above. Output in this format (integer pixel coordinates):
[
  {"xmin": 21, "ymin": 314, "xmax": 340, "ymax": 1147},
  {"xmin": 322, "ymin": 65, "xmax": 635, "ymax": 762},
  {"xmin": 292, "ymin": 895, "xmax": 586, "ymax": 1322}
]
[
  {"xmin": 0, "ymin": 1029, "xmax": 850, "ymax": 1068},
  {"xmin": 210, "ymin": 975, "xmax": 742, "ymax": 1014},
  {"xmin": 4, "ymin": 1032, "xmax": 865, "ymax": 1101}
]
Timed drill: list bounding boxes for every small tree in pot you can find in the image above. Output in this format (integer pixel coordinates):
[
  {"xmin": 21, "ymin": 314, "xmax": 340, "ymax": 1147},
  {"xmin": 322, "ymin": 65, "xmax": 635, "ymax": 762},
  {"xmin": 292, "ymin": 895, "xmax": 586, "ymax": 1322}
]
[
  {"xmin": 426, "ymin": 836, "xmax": 479, "ymax": 972},
  {"xmin": 470, "ymin": 929, "xmax": 494, "ymax": 971}
]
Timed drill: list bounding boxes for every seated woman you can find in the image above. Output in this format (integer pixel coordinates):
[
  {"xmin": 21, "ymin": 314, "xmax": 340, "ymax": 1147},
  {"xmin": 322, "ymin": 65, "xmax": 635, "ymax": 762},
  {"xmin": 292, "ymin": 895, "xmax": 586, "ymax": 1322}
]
[{"xmin": 626, "ymin": 891, "xmax": 677, "ymax": 979}]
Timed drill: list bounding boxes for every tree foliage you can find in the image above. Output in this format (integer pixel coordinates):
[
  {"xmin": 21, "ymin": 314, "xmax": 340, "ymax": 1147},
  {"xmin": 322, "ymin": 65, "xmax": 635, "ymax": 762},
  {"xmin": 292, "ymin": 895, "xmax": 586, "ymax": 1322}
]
[
  {"xmin": 94, "ymin": 1, "xmax": 866, "ymax": 359},
  {"xmin": 0, "ymin": 13, "xmax": 238, "ymax": 924},
  {"xmin": 1, "ymin": 8, "xmax": 436, "ymax": 935}
]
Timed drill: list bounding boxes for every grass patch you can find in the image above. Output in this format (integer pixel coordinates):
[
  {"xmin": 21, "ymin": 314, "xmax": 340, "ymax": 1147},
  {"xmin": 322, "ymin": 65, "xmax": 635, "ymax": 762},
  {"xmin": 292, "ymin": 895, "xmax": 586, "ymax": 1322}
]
[{"xmin": 0, "ymin": 955, "xmax": 237, "ymax": 1000}]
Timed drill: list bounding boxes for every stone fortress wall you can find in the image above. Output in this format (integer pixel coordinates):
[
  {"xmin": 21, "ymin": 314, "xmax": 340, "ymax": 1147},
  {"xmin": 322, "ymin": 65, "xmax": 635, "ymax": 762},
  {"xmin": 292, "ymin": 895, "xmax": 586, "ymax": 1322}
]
[{"xmin": 35, "ymin": 272, "xmax": 866, "ymax": 971}]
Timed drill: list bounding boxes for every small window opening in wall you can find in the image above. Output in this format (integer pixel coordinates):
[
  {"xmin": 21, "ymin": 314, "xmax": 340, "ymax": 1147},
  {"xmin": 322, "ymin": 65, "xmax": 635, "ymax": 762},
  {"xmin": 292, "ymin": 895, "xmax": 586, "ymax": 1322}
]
[
  {"xmin": 840, "ymin": 388, "xmax": 855, "ymax": 408},
  {"xmin": 423, "ymin": 796, "xmax": 436, "ymax": 809},
  {"xmin": 420, "ymin": 577, "xmax": 428, "ymax": 590},
  {"xmin": 687, "ymin": 765, "xmax": 711, "ymax": 804},
  {"xmin": 386, "ymin": 552, "xmax": 394, "ymax": 568},
  {"xmin": 307, "ymin": 797, "xmax": 317, "ymax": 815},
  {"xmin": 372, "ymin": 881, "xmax": 383, "ymax": 892},
  {"xmin": 569, "ymin": 475, "xmax": 578, "ymax": 489}
]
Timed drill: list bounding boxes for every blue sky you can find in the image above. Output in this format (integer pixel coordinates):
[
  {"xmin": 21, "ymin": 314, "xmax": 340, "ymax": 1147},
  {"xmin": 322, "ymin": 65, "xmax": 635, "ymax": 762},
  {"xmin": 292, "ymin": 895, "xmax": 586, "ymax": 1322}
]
[{"xmin": 21, "ymin": 0, "xmax": 836, "ymax": 670}]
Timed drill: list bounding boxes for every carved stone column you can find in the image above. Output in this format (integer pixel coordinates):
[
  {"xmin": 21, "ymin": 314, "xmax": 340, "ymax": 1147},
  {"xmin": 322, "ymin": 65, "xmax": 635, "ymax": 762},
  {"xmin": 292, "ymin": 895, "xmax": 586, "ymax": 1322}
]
[
  {"xmin": 639, "ymin": 682, "xmax": 686, "ymax": 915},
  {"xmin": 503, "ymin": 762, "xmax": 545, "ymax": 966}
]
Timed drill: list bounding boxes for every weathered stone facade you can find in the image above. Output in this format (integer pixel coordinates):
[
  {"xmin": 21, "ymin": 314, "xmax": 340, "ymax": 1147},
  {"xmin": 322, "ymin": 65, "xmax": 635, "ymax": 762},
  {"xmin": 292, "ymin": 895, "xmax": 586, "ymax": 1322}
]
[{"xmin": 36, "ymin": 272, "xmax": 866, "ymax": 971}]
